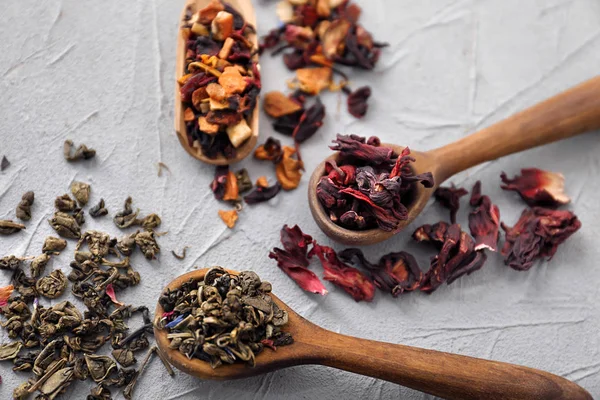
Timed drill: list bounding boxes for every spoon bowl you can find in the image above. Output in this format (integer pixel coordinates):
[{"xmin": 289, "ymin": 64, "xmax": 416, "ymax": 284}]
[
  {"xmin": 154, "ymin": 268, "xmax": 591, "ymax": 399},
  {"xmin": 308, "ymin": 144, "xmax": 436, "ymax": 246},
  {"xmin": 174, "ymin": 0, "xmax": 259, "ymax": 166},
  {"xmin": 309, "ymin": 76, "xmax": 600, "ymax": 245}
]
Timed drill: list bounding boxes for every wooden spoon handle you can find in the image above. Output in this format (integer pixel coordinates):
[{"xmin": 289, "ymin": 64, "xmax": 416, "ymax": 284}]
[
  {"xmin": 313, "ymin": 331, "xmax": 591, "ymax": 400},
  {"xmin": 427, "ymin": 76, "xmax": 600, "ymax": 183}
]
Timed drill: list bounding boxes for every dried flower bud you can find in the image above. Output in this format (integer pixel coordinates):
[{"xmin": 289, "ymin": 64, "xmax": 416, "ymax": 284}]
[
  {"xmin": 15, "ymin": 191, "xmax": 34, "ymax": 221},
  {"xmin": 500, "ymin": 168, "xmax": 570, "ymax": 207},
  {"xmin": 71, "ymin": 181, "xmax": 91, "ymax": 206}
]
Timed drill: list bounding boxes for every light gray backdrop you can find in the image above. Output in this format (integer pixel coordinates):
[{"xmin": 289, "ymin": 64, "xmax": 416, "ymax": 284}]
[{"xmin": 1, "ymin": 0, "xmax": 599, "ymax": 398}]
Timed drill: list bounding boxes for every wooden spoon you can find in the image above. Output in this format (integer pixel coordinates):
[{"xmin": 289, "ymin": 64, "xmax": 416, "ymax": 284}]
[
  {"xmin": 154, "ymin": 269, "xmax": 591, "ymax": 400},
  {"xmin": 309, "ymin": 76, "xmax": 600, "ymax": 245},
  {"xmin": 174, "ymin": 0, "xmax": 259, "ymax": 166}
]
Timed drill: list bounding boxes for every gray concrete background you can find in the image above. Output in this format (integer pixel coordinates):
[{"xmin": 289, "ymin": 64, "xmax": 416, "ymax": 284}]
[{"xmin": 1, "ymin": 0, "xmax": 599, "ymax": 398}]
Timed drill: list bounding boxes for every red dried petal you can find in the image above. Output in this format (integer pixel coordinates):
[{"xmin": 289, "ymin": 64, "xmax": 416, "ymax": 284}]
[
  {"xmin": 210, "ymin": 166, "xmax": 229, "ymax": 200},
  {"xmin": 280, "ymin": 224, "xmax": 313, "ymax": 262},
  {"xmin": 501, "ymin": 207, "xmax": 581, "ymax": 271},
  {"xmin": 309, "ymin": 243, "xmax": 375, "ymax": 302},
  {"xmin": 292, "ymin": 98, "xmax": 326, "ymax": 143},
  {"xmin": 269, "ymin": 248, "xmax": 327, "ymax": 295},
  {"xmin": 330, "ymin": 134, "xmax": 393, "ymax": 165},
  {"xmin": 468, "ymin": 181, "xmax": 500, "ymax": 252},
  {"xmin": 434, "ymin": 184, "xmax": 468, "ymax": 224},
  {"xmin": 414, "ymin": 222, "xmax": 487, "ymax": 293},
  {"xmin": 244, "ymin": 183, "xmax": 282, "ymax": 204},
  {"xmin": 339, "ymin": 248, "xmax": 422, "ymax": 297},
  {"xmin": 346, "ymin": 86, "xmax": 371, "ymax": 118},
  {"xmin": 500, "ymin": 168, "xmax": 570, "ymax": 207},
  {"xmin": 180, "ymin": 73, "xmax": 217, "ymax": 102},
  {"xmin": 339, "ymin": 187, "xmax": 406, "ymax": 231},
  {"xmin": 105, "ymin": 284, "xmax": 124, "ymax": 306}
]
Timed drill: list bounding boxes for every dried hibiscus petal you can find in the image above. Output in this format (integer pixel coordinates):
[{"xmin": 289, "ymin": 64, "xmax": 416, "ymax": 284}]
[
  {"xmin": 500, "ymin": 168, "xmax": 570, "ymax": 207},
  {"xmin": 468, "ymin": 181, "xmax": 500, "ymax": 252},
  {"xmin": 413, "ymin": 222, "xmax": 487, "ymax": 293},
  {"xmin": 244, "ymin": 183, "xmax": 282, "ymax": 205},
  {"xmin": 210, "ymin": 166, "xmax": 229, "ymax": 200},
  {"xmin": 269, "ymin": 225, "xmax": 327, "ymax": 295},
  {"xmin": 330, "ymin": 134, "xmax": 393, "ymax": 165},
  {"xmin": 339, "ymin": 249, "xmax": 422, "ymax": 297},
  {"xmin": 309, "ymin": 243, "xmax": 375, "ymax": 302},
  {"xmin": 275, "ymin": 146, "xmax": 303, "ymax": 190},
  {"xmin": 254, "ymin": 137, "xmax": 283, "ymax": 163},
  {"xmin": 346, "ymin": 86, "xmax": 371, "ymax": 118},
  {"xmin": 501, "ymin": 207, "xmax": 581, "ymax": 271},
  {"xmin": 292, "ymin": 97, "xmax": 326, "ymax": 143},
  {"xmin": 272, "ymin": 110, "xmax": 303, "ymax": 136},
  {"xmin": 434, "ymin": 184, "xmax": 468, "ymax": 224}
]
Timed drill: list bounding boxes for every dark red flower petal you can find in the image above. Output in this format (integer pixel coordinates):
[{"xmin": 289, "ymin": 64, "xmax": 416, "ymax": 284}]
[
  {"xmin": 413, "ymin": 222, "xmax": 487, "ymax": 293},
  {"xmin": 292, "ymin": 97, "xmax": 326, "ymax": 143},
  {"xmin": 244, "ymin": 183, "xmax": 282, "ymax": 204},
  {"xmin": 309, "ymin": 243, "xmax": 375, "ymax": 302},
  {"xmin": 339, "ymin": 248, "xmax": 422, "ymax": 297},
  {"xmin": 330, "ymin": 134, "xmax": 393, "ymax": 165},
  {"xmin": 468, "ymin": 181, "xmax": 500, "ymax": 252},
  {"xmin": 434, "ymin": 184, "xmax": 468, "ymax": 224},
  {"xmin": 347, "ymin": 86, "xmax": 371, "ymax": 118},
  {"xmin": 501, "ymin": 207, "xmax": 581, "ymax": 271},
  {"xmin": 210, "ymin": 166, "xmax": 229, "ymax": 200},
  {"xmin": 500, "ymin": 168, "xmax": 570, "ymax": 207}
]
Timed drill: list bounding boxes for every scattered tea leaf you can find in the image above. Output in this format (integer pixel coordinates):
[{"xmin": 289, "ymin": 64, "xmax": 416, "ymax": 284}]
[
  {"xmin": 0, "ymin": 220, "xmax": 26, "ymax": 235},
  {"xmin": 89, "ymin": 198, "xmax": 108, "ymax": 218},
  {"xmin": 64, "ymin": 139, "xmax": 96, "ymax": 161},
  {"xmin": 71, "ymin": 181, "xmax": 91, "ymax": 206},
  {"xmin": 1, "ymin": 155, "xmax": 10, "ymax": 171},
  {"xmin": 171, "ymin": 246, "xmax": 189, "ymax": 260},
  {"xmin": 15, "ymin": 191, "xmax": 34, "ymax": 221}
]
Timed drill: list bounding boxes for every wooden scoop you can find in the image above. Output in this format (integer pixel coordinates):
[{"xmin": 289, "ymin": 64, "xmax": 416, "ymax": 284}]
[
  {"xmin": 154, "ymin": 269, "xmax": 592, "ymax": 400},
  {"xmin": 309, "ymin": 76, "xmax": 600, "ymax": 245},
  {"xmin": 174, "ymin": 0, "xmax": 259, "ymax": 165}
]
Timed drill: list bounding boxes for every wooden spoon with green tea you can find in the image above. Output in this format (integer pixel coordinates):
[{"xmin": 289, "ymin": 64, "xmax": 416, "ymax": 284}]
[
  {"xmin": 309, "ymin": 76, "xmax": 600, "ymax": 245},
  {"xmin": 174, "ymin": 0, "xmax": 259, "ymax": 165},
  {"xmin": 154, "ymin": 269, "xmax": 591, "ymax": 400}
]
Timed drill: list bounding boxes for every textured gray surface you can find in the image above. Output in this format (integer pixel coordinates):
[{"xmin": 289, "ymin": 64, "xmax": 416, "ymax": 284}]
[{"xmin": 1, "ymin": 0, "xmax": 600, "ymax": 399}]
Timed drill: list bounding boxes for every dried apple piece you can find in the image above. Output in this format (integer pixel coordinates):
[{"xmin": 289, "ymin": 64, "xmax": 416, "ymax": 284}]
[
  {"xmin": 295, "ymin": 67, "xmax": 332, "ymax": 95},
  {"xmin": 218, "ymin": 66, "xmax": 248, "ymax": 95},
  {"xmin": 212, "ymin": 11, "xmax": 234, "ymax": 41},
  {"xmin": 263, "ymin": 91, "xmax": 303, "ymax": 118},
  {"xmin": 322, "ymin": 19, "xmax": 351, "ymax": 59},
  {"xmin": 226, "ymin": 119, "xmax": 252, "ymax": 148},
  {"xmin": 198, "ymin": 116, "xmax": 220, "ymax": 135},
  {"xmin": 198, "ymin": 0, "xmax": 225, "ymax": 25}
]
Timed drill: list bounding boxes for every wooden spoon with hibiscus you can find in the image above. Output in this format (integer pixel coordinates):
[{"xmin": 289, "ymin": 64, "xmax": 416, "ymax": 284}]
[
  {"xmin": 155, "ymin": 268, "xmax": 591, "ymax": 400},
  {"xmin": 309, "ymin": 75, "xmax": 600, "ymax": 245}
]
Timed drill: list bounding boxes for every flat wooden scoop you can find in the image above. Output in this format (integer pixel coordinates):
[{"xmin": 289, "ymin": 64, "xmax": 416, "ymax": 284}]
[
  {"xmin": 154, "ymin": 269, "xmax": 591, "ymax": 400},
  {"xmin": 309, "ymin": 76, "xmax": 600, "ymax": 245},
  {"xmin": 174, "ymin": 0, "xmax": 259, "ymax": 165}
]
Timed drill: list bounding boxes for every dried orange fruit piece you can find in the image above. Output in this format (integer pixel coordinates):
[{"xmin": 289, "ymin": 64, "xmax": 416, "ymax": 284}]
[
  {"xmin": 223, "ymin": 171, "xmax": 239, "ymax": 201},
  {"xmin": 295, "ymin": 67, "xmax": 332, "ymax": 95},
  {"xmin": 275, "ymin": 146, "xmax": 303, "ymax": 190},
  {"xmin": 219, "ymin": 66, "xmax": 248, "ymax": 95},
  {"xmin": 218, "ymin": 209, "xmax": 238, "ymax": 228}
]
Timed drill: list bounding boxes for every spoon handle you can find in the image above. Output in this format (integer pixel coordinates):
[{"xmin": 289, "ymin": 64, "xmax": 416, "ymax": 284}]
[
  {"xmin": 311, "ymin": 330, "xmax": 591, "ymax": 400},
  {"xmin": 427, "ymin": 75, "xmax": 600, "ymax": 183}
]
